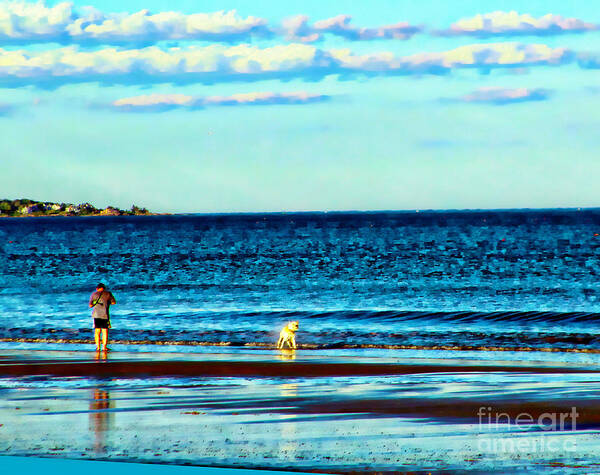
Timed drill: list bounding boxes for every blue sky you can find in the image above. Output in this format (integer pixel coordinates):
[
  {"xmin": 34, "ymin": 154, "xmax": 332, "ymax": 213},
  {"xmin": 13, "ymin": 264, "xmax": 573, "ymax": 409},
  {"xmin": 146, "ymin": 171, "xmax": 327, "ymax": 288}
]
[{"xmin": 1, "ymin": 0, "xmax": 599, "ymax": 212}]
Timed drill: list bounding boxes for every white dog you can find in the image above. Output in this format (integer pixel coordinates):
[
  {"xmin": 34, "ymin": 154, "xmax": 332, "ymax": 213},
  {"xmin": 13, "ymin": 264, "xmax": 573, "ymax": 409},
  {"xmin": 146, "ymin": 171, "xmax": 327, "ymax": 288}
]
[{"xmin": 277, "ymin": 321, "xmax": 299, "ymax": 349}]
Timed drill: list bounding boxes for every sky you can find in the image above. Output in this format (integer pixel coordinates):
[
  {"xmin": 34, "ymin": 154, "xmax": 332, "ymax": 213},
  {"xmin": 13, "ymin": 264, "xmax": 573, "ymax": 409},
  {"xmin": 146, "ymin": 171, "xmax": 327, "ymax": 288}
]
[{"xmin": 1, "ymin": 0, "xmax": 599, "ymax": 213}]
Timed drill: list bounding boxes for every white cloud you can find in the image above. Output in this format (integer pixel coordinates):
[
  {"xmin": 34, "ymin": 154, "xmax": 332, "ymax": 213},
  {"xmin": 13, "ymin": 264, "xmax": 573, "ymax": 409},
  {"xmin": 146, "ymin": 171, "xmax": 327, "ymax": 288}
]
[
  {"xmin": 203, "ymin": 91, "xmax": 326, "ymax": 105},
  {"xmin": 0, "ymin": 42, "xmax": 572, "ymax": 87},
  {"xmin": 113, "ymin": 93, "xmax": 194, "ymax": 108},
  {"xmin": 0, "ymin": 1, "xmax": 268, "ymax": 43},
  {"xmin": 315, "ymin": 15, "xmax": 420, "ymax": 40},
  {"xmin": 329, "ymin": 42, "xmax": 570, "ymax": 72},
  {"xmin": 283, "ymin": 14, "xmax": 421, "ymax": 42},
  {"xmin": 0, "ymin": 44, "xmax": 318, "ymax": 80},
  {"xmin": 0, "ymin": 1, "xmax": 72, "ymax": 40},
  {"xmin": 460, "ymin": 87, "xmax": 550, "ymax": 104},
  {"xmin": 281, "ymin": 15, "xmax": 320, "ymax": 43},
  {"xmin": 112, "ymin": 91, "xmax": 329, "ymax": 111},
  {"xmin": 441, "ymin": 11, "xmax": 597, "ymax": 36},
  {"xmin": 0, "ymin": 2, "xmax": 424, "ymax": 45},
  {"xmin": 0, "ymin": 3, "xmax": 596, "ymax": 45},
  {"xmin": 66, "ymin": 8, "xmax": 268, "ymax": 43}
]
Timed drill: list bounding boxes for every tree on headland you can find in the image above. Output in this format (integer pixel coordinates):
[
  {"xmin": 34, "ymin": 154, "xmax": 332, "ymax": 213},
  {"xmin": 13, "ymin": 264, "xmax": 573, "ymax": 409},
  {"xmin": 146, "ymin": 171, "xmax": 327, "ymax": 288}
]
[
  {"xmin": 0, "ymin": 201, "xmax": 12, "ymax": 213},
  {"xmin": 131, "ymin": 204, "xmax": 149, "ymax": 215}
]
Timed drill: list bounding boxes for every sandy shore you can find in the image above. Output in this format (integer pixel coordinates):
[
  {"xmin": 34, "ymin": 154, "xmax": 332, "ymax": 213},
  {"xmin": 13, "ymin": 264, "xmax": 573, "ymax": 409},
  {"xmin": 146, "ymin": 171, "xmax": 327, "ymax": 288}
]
[{"xmin": 1, "ymin": 346, "xmax": 600, "ymax": 472}]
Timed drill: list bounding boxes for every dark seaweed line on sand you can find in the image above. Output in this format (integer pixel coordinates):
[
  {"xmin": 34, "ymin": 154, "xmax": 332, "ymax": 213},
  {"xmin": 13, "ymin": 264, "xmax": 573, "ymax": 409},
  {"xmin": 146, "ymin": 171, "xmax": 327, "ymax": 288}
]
[
  {"xmin": 2, "ymin": 337, "xmax": 600, "ymax": 354},
  {"xmin": 0, "ymin": 358, "xmax": 598, "ymax": 378}
]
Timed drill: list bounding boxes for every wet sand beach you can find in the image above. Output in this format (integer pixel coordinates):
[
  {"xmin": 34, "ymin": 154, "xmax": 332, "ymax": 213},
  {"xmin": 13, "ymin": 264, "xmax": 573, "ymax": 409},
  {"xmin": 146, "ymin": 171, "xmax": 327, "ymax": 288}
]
[
  {"xmin": 2, "ymin": 345, "xmax": 600, "ymax": 473},
  {"xmin": 0, "ymin": 456, "xmax": 310, "ymax": 475}
]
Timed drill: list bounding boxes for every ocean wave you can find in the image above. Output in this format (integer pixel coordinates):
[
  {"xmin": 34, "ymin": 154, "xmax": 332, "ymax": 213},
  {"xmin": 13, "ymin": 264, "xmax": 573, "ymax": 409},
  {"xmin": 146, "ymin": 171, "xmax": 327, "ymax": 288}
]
[
  {"xmin": 113, "ymin": 309, "xmax": 600, "ymax": 324},
  {"xmin": 2, "ymin": 337, "xmax": 600, "ymax": 354},
  {"xmin": 2, "ymin": 310, "xmax": 600, "ymax": 351},
  {"xmin": 278, "ymin": 309, "xmax": 600, "ymax": 323},
  {"xmin": 114, "ymin": 309, "xmax": 599, "ymax": 324}
]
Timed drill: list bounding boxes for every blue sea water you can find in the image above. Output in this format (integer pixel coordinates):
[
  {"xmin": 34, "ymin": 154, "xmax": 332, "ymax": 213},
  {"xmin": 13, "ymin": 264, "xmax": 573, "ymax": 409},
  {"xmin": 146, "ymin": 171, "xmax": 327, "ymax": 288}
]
[{"xmin": 1, "ymin": 209, "xmax": 600, "ymax": 351}]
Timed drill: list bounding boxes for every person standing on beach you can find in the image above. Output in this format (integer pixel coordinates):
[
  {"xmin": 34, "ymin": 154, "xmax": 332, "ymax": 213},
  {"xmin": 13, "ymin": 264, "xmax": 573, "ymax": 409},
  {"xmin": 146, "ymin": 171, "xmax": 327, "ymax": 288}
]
[{"xmin": 89, "ymin": 283, "xmax": 116, "ymax": 352}]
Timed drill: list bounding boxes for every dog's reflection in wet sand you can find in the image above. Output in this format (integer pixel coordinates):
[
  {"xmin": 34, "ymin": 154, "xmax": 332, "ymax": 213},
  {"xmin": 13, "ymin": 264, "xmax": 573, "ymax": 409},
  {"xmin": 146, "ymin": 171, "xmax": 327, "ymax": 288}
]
[
  {"xmin": 277, "ymin": 321, "xmax": 299, "ymax": 349},
  {"xmin": 277, "ymin": 349, "xmax": 296, "ymax": 360}
]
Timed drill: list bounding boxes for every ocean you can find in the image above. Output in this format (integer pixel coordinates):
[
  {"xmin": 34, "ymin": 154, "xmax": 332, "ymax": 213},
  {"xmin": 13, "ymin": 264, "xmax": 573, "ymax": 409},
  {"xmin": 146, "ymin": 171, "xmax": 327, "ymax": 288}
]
[
  {"xmin": 2, "ymin": 210, "xmax": 600, "ymax": 472},
  {"xmin": 1, "ymin": 209, "xmax": 599, "ymax": 352}
]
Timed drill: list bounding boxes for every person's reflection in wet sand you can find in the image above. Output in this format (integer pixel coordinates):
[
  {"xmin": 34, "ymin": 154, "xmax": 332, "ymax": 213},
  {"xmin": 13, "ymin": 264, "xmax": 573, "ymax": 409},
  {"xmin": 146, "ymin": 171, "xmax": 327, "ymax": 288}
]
[
  {"xmin": 89, "ymin": 352, "xmax": 114, "ymax": 454},
  {"xmin": 89, "ymin": 387, "xmax": 114, "ymax": 454}
]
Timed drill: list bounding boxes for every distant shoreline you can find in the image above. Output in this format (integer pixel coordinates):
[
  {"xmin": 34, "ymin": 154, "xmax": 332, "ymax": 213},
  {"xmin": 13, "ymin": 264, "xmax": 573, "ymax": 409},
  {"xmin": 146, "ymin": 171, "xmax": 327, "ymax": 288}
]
[
  {"xmin": 0, "ymin": 198, "xmax": 155, "ymax": 218},
  {"xmin": 0, "ymin": 212, "xmax": 167, "ymax": 218},
  {"xmin": 2, "ymin": 200, "xmax": 599, "ymax": 218}
]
